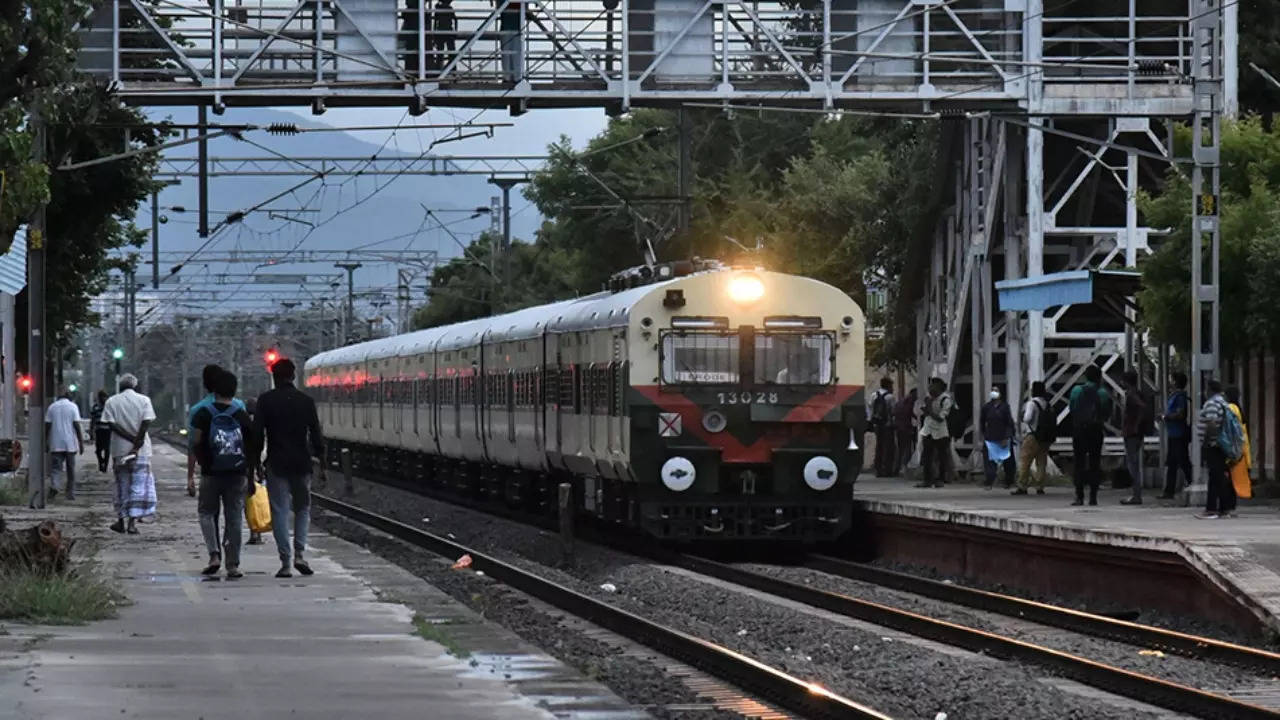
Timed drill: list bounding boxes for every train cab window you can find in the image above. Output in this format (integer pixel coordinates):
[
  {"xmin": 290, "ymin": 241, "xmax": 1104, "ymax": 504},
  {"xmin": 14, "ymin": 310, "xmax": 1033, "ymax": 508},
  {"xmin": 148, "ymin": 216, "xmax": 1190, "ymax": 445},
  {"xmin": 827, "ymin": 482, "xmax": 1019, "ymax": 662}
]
[
  {"xmin": 755, "ymin": 333, "xmax": 835, "ymax": 385},
  {"xmin": 660, "ymin": 332, "xmax": 739, "ymax": 385}
]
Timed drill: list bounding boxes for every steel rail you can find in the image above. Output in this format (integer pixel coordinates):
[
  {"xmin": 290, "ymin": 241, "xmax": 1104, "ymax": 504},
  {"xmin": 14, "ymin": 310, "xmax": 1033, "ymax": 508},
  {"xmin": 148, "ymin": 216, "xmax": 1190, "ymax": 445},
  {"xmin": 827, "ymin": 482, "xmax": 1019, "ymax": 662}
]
[
  {"xmin": 663, "ymin": 554, "xmax": 1280, "ymax": 720},
  {"xmin": 803, "ymin": 555, "xmax": 1280, "ymax": 676},
  {"xmin": 310, "ymin": 492, "xmax": 893, "ymax": 720},
  {"xmin": 304, "ymin": 456, "xmax": 1276, "ymax": 719}
]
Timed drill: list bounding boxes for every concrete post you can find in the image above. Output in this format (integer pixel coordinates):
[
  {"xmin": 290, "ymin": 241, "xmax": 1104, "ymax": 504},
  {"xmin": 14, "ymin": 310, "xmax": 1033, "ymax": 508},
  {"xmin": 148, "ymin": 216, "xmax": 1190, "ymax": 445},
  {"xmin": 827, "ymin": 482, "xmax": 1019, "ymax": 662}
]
[{"xmin": 0, "ymin": 292, "xmax": 14, "ymax": 439}]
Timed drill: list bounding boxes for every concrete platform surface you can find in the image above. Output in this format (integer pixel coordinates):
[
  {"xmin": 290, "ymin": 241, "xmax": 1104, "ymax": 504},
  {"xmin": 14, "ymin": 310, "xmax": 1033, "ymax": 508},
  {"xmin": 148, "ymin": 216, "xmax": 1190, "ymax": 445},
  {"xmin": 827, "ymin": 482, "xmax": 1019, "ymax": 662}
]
[
  {"xmin": 855, "ymin": 476, "xmax": 1280, "ymax": 634},
  {"xmin": 0, "ymin": 445, "xmax": 646, "ymax": 720}
]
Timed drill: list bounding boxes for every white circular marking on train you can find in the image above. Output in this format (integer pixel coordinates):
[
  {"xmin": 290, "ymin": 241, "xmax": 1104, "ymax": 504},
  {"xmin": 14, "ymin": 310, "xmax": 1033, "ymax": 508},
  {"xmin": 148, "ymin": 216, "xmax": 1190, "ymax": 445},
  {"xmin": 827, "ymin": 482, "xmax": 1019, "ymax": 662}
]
[
  {"xmin": 661, "ymin": 457, "xmax": 696, "ymax": 492},
  {"xmin": 803, "ymin": 456, "xmax": 838, "ymax": 491},
  {"xmin": 701, "ymin": 409, "xmax": 727, "ymax": 433}
]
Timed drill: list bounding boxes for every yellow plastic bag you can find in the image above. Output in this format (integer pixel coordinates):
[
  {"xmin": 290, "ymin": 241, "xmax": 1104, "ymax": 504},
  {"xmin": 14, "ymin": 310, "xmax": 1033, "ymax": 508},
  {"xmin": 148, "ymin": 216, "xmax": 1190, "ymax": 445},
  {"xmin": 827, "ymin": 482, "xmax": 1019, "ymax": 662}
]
[{"xmin": 245, "ymin": 483, "xmax": 272, "ymax": 533}]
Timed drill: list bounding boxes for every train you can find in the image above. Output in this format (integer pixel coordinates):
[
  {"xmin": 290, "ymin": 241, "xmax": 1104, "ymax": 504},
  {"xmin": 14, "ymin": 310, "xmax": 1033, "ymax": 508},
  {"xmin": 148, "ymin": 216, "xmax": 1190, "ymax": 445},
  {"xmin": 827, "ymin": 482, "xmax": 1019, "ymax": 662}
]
[{"xmin": 304, "ymin": 260, "xmax": 867, "ymax": 542}]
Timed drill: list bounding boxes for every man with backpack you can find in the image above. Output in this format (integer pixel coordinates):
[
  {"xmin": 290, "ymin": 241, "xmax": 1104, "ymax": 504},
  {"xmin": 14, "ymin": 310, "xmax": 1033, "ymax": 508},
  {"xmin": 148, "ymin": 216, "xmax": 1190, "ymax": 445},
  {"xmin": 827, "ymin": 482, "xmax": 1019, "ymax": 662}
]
[
  {"xmin": 1120, "ymin": 370, "xmax": 1152, "ymax": 505},
  {"xmin": 1159, "ymin": 372, "xmax": 1193, "ymax": 499},
  {"xmin": 867, "ymin": 377, "xmax": 897, "ymax": 477},
  {"xmin": 1196, "ymin": 379, "xmax": 1242, "ymax": 519},
  {"xmin": 917, "ymin": 377, "xmax": 955, "ymax": 488},
  {"xmin": 191, "ymin": 370, "xmax": 258, "ymax": 579},
  {"xmin": 1068, "ymin": 365, "xmax": 1113, "ymax": 506},
  {"xmin": 187, "ymin": 364, "xmax": 245, "ymax": 498},
  {"xmin": 1013, "ymin": 381, "xmax": 1053, "ymax": 495}
]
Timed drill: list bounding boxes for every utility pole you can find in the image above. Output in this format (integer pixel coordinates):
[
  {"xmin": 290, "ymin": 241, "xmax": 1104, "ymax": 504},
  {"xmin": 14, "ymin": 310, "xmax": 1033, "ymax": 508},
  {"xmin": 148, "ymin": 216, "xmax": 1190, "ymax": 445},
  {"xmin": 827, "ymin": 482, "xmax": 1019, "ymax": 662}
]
[
  {"xmin": 677, "ymin": 106, "xmax": 692, "ymax": 233},
  {"xmin": 0, "ymin": 292, "xmax": 14, "ymax": 439},
  {"xmin": 197, "ymin": 105, "xmax": 210, "ymax": 238},
  {"xmin": 487, "ymin": 177, "xmax": 524, "ymax": 312},
  {"xmin": 151, "ymin": 189, "xmax": 161, "ymax": 288},
  {"xmin": 1187, "ymin": 0, "xmax": 1224, "ymax": 506},
  {"xmin": 125, "ymin": 268, "xmax": 138, "ymax": 363},
  {"xmin": 334, "ymin": 263, "xmax": 361, "ymax": 343},
  {"xmin": 27, "ymin": 96, "xmax": 47, "ymax": 509}
]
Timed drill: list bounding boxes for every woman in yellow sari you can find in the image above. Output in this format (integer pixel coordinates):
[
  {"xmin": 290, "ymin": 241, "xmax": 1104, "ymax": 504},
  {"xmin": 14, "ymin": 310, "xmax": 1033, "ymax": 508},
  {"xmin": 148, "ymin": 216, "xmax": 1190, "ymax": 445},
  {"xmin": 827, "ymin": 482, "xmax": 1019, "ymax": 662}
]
[{"xmin": 1225, "ymin": 386, "xmax": 1252, "ymax": 502}]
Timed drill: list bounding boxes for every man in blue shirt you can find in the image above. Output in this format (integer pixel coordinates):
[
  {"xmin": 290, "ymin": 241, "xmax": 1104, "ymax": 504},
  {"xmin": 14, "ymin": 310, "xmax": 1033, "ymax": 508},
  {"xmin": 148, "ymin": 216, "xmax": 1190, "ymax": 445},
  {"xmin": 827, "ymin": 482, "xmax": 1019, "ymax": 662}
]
[
  {"xmin": 186, "ymin": 364, "xmax": 245, "ymax": 497},
  {"xmin": 1159, "ymin": 371, "xmax": 1192, "ymax": 499}
]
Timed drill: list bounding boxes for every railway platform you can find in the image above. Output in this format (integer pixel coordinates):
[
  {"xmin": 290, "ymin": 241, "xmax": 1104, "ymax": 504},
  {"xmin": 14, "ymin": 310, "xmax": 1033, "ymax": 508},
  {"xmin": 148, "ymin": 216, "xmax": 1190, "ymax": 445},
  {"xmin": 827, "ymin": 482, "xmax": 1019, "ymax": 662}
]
[
  {"xmin": 853, "ymin": 475, "xmax": 1280, "ymax": 638},
  {"xmin": 0, "ymin": 444, "xmax": 646, "ymax": 720}
]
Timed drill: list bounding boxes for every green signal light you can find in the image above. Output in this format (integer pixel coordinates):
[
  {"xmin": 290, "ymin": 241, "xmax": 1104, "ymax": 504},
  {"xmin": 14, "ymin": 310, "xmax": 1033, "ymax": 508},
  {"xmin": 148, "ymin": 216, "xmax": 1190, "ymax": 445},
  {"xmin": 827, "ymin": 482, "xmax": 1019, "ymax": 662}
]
[
  {"xmin": 68, "ymin": 383, "xmax": 78, "ymax": 392},
  {"xmin": 111, "ymin": 348, "xmax": 124, "ymax": 360}
]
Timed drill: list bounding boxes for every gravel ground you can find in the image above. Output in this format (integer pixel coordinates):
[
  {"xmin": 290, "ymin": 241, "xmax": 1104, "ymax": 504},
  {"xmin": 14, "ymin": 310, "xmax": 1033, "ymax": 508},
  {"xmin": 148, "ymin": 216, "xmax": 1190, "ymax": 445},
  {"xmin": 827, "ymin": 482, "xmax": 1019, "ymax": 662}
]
[
  {"xmin": 322, "ymin": 478, "xmax": 1173, "ymax": 720},
  {"xmin": 742, "ymin": 564, "xmax": 1267, "ymax": 694},
  {"xmin": 864, "ymin": 558, "xmax": 1268, "ymax": 648},
  {"xmin": 314, "ymin": 512, "xmax": 738, "ymax": 720}
]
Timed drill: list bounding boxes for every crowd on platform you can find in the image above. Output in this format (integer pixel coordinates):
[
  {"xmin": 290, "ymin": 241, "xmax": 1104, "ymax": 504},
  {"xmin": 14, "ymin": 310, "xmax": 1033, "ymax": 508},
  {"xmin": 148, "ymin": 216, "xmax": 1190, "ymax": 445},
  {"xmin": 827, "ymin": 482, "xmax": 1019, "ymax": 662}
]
[
  {"xmin": 865, "ymin": 369, "xmax": 1253, "ymax": 517},
  {"xmin": 40, "ymin": 358, "xmax": 327, "ymax": 578}
]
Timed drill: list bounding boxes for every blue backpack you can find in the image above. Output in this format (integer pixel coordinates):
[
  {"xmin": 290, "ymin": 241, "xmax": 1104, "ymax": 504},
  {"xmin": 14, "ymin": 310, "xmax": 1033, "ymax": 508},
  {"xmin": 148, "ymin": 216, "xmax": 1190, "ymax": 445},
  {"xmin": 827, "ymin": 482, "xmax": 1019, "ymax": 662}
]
[
  {"xmin": 208, "ymin": 405, "xmax": 247, "ymax": 474},
  {"xmin": 1218, "ymin": 404, "xmax": 1245, "ymax": 465}
]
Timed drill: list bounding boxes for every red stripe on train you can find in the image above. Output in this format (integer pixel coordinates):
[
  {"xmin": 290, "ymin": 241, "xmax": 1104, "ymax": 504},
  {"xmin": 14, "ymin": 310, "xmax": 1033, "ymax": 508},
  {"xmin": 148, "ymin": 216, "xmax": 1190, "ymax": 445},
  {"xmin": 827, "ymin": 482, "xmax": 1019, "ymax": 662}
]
[{"xmin": 632, "ymin": 385, "xmax": 861, "ymax": 463}]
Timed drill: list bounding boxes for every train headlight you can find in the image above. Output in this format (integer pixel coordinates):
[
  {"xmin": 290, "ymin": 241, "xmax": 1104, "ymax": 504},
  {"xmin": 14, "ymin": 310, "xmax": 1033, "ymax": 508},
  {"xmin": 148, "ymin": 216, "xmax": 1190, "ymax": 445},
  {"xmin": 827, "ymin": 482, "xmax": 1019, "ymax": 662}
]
[
  {"xmin": 661, "ymin": 456, "xmax": 696, "ymax": 492},
  {"xmin": 803, "ymin": 456, "xmax": 838, "ymax": 491},
  {"xmin": 727, "ymin": 273, "xmax": 765, "ymax": 305}
]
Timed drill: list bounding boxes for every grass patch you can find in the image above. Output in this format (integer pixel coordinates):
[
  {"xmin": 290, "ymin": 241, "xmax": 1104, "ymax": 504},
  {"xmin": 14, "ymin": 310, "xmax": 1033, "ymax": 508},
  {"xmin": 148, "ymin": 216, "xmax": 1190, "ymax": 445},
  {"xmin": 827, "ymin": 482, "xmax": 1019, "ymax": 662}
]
[
  {"xmin": 0, "ymin": 486, "xmax": 23, "ymax": 505},
  {"xmin": 0, "ymin": 565, "xmax": 125, "ymax": 624},
  {"xmin": 411, "ymin": 614, "xmax": 471, "ymax": 659}
]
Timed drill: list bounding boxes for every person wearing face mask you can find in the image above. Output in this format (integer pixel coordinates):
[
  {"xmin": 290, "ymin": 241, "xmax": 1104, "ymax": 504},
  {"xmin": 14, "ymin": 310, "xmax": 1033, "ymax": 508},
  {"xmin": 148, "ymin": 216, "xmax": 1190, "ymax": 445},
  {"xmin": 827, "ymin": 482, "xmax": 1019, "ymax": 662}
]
[{"xmin": 979, "ymin": 387, "xmax": 1017, "ymax": 489}]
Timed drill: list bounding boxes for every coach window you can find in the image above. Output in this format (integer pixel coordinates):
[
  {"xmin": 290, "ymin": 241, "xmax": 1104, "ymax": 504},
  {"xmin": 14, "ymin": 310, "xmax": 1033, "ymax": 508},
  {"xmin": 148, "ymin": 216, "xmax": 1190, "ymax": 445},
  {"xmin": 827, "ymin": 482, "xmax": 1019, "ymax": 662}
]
[
  {"xmin": 660, "ymin": 332, "xmax": 739, "ymax": 385},
  {"xmin": 755, "ymin": 333, "xmax": 834, "ymax": 385}
]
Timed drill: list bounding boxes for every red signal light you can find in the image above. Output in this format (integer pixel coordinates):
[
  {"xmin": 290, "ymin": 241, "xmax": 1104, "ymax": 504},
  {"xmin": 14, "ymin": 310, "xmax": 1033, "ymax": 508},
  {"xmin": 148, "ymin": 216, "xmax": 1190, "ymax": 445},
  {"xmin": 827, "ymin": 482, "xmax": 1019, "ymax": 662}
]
[
  {"xmin": 265, "ymin": 349, "xmax": 279, "ymax": 367},
  {"xmin": 17, "ymin": 375, "xmax": 32, "ymax": 393}
]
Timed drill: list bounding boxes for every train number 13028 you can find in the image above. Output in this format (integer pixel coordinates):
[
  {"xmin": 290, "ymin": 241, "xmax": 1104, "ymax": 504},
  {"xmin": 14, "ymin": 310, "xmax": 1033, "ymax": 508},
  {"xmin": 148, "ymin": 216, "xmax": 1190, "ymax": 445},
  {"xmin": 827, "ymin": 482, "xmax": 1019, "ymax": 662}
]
[{"xmin": 717, "ymin": 391, "xmax": 778, "ymax": 405}]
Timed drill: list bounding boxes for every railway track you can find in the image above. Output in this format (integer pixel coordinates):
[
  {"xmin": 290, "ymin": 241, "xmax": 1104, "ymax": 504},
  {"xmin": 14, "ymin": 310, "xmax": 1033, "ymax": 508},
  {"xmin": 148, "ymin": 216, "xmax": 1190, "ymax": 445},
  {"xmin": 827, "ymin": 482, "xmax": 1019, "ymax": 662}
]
[
  {"xmin": 311, "ymin": 492, "xmax": 891, "ymax": 720},
  {"xmin": 341, "ymin": 466, "xmax": 1280, "ymax": 720}
]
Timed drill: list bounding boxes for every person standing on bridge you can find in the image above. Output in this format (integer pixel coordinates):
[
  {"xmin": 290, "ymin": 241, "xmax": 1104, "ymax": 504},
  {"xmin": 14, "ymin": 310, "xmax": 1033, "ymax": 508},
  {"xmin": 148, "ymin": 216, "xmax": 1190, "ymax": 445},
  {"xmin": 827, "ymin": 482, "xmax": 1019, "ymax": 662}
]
[
  {"xmin": 253, "ymin": 358, "xmax": 326, "ymax": 578},
  {"xmin": 101, "ymin": 374, "xmax": 157, "ymax": 534},
  {"xmin": 1068, "ymin": 365, "xmax": 1112, "ymax": 507}
]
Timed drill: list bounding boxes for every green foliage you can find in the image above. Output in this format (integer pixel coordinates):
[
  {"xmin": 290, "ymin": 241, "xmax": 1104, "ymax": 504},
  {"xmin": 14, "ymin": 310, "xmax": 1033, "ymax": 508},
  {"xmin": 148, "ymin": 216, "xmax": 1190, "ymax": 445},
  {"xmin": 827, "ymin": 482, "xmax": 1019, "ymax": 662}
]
[
  {"xmin": 420, "ymin": 110, "xmax": 939, "ymax": 368},
  {"xmin": 0, "ymin": 565, "xmax": 123, "ymax": 624},
  {"xmin": 1240, "ymin": 1, "xmax": 1280, "ymax": 119},
  {"xmin": 43, "ymin": 85, "xmax": 165, "ymax": 349},
  {"xmin": 1137, "ymin": 116, "xmax": 1280, "ymax": 354}
]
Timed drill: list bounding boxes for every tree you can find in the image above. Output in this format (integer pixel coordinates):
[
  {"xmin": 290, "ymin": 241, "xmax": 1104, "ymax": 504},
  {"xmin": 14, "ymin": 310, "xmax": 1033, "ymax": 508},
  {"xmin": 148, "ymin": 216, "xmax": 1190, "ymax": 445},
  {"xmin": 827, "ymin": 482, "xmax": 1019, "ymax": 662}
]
[{"xmin": 1137, "ymin": 116, "xmax": 1280, "ymax": 356}]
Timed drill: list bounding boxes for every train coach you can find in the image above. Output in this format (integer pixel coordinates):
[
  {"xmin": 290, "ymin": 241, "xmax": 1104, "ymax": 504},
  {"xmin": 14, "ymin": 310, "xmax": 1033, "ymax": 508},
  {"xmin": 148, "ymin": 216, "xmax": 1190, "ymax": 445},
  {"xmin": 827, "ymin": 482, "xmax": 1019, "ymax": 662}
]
[{"xmin": 304, "ymin": 261, "xmax": 867, "ymax": 542}]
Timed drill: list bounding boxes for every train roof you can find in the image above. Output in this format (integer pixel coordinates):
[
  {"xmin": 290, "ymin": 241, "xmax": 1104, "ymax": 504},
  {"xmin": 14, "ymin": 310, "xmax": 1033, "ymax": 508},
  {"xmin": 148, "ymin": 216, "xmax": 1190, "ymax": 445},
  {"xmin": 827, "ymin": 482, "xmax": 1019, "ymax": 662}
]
[{"xmin": 305, "ymin": 268, "xmax": 846, "ymax": 371}]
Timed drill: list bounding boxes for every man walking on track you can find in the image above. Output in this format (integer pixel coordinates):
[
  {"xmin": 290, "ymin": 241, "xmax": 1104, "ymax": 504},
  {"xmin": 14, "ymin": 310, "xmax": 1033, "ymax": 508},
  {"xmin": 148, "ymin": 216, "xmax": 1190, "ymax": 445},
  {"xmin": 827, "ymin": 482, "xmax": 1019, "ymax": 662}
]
[
  {"xmin": 1068, "ymin": 365, "xmax": 1112, "ymax": 507},
  {"xmin": 254, "ymin": 358, "xmax": 326, "ymax": 578},
  {"xmin": 45, "ymin": 390, "xmax": 84, "ymax": 500},
  {"xmin": 101, "ymin": 374, "xmax": 157, "ymax": 534},
  {"xmin": 191, "ymin": 370, "xmax": 257, "ymax": 579},
  {"xmin": 91, "ymin": 390, "xmax": 111, "ymax": 472}
]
